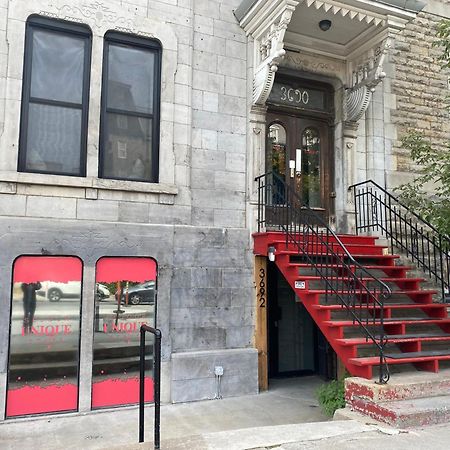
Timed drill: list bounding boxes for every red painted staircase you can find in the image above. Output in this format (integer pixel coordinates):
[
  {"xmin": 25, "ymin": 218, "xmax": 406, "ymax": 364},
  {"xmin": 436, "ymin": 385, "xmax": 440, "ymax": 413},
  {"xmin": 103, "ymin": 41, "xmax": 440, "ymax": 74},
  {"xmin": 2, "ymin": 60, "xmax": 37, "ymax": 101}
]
[{"xmin": 253, "ymin": 231, "xmax": 450, "ymax": 380}]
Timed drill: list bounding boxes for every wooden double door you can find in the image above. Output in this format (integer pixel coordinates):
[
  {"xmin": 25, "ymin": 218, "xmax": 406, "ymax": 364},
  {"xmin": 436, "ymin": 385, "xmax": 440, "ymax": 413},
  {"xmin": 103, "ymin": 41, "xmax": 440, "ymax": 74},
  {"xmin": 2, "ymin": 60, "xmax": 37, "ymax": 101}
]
[{"xmin": 266, "ymin": 111, "xmax": 333, "ymax": 224}]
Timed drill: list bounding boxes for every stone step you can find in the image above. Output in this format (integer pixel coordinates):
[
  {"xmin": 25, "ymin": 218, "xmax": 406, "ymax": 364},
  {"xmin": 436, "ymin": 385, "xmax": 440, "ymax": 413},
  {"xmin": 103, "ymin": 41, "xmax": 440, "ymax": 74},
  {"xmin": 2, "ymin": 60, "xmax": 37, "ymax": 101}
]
[
  {"xmin": 345, "ymin": 370, "xmax": 450, "ymax": 427},
  {"xmin": 349, "ymin": 394, "xmax": 450, "ymax": 428}
]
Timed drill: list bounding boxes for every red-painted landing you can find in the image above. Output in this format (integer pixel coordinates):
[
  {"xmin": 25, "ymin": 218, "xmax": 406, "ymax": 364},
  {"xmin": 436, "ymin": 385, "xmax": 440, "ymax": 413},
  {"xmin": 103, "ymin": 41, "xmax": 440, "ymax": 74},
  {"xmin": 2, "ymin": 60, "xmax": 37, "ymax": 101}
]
[{"xmin": 253, "ymin": 231, "xmax": 450, "ymax": 379}]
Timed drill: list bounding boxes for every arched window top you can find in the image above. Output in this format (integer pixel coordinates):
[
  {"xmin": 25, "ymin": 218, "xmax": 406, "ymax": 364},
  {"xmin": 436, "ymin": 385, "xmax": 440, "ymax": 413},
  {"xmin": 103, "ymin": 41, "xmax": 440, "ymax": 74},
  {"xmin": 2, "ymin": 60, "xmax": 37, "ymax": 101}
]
[{"xmin": 268, "ymin": 122, "xmax": 287, "ymax": 145}]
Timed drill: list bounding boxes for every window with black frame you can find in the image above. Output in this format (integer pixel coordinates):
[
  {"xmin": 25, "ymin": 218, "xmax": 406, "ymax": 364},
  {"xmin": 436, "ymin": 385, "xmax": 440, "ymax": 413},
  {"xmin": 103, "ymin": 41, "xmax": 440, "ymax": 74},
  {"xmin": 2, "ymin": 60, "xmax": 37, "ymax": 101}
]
[
  {"xmin": 99, "ymin": 32, "xmax": 161, "ymax": 183},
  {"xmin": 18, "ymin": 16, "xmax": 91, "ymax": 176}
]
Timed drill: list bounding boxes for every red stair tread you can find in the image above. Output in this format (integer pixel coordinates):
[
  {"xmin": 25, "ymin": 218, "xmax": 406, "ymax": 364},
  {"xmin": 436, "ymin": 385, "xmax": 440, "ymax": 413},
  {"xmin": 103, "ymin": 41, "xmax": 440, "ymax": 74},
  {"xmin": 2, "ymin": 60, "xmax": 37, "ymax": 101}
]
[
  {"xmin": 323, "ymin": 318, "xmax": 450, "ymax": 327},
  {"xmin": 289, "ymin": 263, "xmax": 413, "ymax": 271},
  {"xmin": 278, "ymin": 250, "xmax": 398, "ymax": 259},
  {"xmin": 335, "ymin": 334, "xmax": 450, "ymax": 345},
  {"xmin": 253, "ymin": 231, "xmax": 378, "ymax": 244},
  {"xmin": 313, "ymin": 303, "xmax": 446, "ymax": 310},
  {"xmin": 349, "ymin": 352, "xmax": 450, "ymax": 366},
  {"xmin": 271, "ymin": 241, "xmax": 388, "ymax": 254},
  {"xmin": 305, "ymin": 289, "xmax": 437, "ymax": 295},
  {"xmin": 385, "ymin": 350, "xmax": 450, "ymax": 359},
  {"xmin": 294, "ymin": 276, "xmax": 424, "ymax": 283}
]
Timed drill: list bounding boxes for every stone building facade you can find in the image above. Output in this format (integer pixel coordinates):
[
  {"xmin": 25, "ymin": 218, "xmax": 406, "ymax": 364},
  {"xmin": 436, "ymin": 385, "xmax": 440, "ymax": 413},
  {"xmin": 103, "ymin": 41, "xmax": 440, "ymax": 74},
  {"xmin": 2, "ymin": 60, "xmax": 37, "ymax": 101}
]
[{"xmin": 0, "ymin": 0, "xmax": 448, "ymax": 421}]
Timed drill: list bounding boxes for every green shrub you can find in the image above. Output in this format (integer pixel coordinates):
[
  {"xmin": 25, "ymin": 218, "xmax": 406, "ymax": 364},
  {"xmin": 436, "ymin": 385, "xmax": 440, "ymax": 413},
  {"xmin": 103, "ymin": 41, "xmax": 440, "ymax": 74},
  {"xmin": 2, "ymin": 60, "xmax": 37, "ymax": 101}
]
[{"xmin": 316, "ymin": 379, "xmax": 346, "ymax": 417}]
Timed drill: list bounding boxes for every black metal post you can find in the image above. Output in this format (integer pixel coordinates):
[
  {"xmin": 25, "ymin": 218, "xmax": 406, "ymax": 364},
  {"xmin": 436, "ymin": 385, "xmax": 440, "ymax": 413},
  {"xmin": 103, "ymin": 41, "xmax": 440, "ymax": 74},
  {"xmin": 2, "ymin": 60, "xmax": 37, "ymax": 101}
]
[{"xmin": 139, "ymin": 324, "xmax": 162, "ymax": 449}]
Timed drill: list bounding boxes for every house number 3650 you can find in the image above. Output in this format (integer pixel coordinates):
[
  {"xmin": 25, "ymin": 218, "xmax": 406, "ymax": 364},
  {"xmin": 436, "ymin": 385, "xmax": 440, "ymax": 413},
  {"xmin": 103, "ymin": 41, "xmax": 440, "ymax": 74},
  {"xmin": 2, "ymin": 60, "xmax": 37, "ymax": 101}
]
[{"xmin": 280, "ymin": 86, "xmax": 309, "ymax": 105}]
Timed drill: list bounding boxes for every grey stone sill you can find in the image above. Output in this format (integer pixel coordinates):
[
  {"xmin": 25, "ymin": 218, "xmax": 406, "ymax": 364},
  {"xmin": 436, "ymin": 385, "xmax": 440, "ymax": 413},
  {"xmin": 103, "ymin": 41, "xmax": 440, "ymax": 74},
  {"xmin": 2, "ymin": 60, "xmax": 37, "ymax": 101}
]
[{"xmin": 0, "ymin": 171, "xmax": 178, "ymax": 195}]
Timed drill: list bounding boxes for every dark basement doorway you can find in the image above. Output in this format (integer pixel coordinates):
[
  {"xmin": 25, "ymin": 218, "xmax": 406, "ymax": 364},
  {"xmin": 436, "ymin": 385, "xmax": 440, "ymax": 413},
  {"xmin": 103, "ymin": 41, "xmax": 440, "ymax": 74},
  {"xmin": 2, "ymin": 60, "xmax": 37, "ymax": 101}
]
[{"xmin": 267, "ymin": 262, "xmax": 336, "ymax": 382}]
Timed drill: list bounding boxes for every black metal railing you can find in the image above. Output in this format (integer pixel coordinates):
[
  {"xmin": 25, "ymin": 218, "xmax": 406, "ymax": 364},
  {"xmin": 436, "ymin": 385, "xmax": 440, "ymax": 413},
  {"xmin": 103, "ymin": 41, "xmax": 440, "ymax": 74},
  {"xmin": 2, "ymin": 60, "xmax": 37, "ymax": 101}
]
[
  {"xmin": 350, "ymin": 180, "xmax": 450, "ymax": 302},
  {"xmin": 256, "ymin": 172, "xmax": 392, "ymax": 383},
  {"xmin": 139, "ymin": 324, "xmax": 162, "ymax": 448}
]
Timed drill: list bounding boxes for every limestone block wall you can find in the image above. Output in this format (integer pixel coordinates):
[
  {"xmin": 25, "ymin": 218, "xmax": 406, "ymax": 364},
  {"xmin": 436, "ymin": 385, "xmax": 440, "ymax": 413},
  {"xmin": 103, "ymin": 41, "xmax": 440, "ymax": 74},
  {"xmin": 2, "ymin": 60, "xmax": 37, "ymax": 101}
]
[
  {"xmin": 388, "ymin": 4, "xmax": 450, "ymax": 187},
  {"xmin": 0, "ymin": 0, "xmax": 257, "ymax": 413}
]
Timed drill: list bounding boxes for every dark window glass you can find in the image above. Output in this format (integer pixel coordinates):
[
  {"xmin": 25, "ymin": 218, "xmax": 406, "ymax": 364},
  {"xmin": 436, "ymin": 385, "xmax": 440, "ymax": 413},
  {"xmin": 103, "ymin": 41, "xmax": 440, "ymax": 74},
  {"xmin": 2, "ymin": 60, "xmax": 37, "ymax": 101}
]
[
  {"xmin": 7, "ymin": 256, "xmax": 83, "ymax": 417},
  {"xmin": 26, "ymin": 104, "xmax": 82, "ymax": 174},
  {"xmin": 18, "ymin": 16, "xmax": 91, "ymax": 176},
  {"xmin": 92, "ymin": 257, "xmax": 157, "ymax": 409},
  {"xmin": 100, "ymin": 32, "xmax": 161, "ymax": 183}
]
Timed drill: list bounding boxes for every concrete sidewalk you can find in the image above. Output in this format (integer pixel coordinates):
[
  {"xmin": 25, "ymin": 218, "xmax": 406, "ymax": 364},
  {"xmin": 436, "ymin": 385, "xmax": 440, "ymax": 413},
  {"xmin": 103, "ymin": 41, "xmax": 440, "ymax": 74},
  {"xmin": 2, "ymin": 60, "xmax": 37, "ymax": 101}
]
[
  {"xmin": 1, "ymin": 376, "xmax": 449, "ymax": 450},
  {"xmin": 0, "ymin": 377, "xmax": 326, "ymax": 449}
]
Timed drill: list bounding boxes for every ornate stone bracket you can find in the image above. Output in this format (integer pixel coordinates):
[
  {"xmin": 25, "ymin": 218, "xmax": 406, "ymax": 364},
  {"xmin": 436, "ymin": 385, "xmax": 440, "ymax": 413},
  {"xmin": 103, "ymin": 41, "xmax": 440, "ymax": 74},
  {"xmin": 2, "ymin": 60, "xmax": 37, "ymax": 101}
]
[
  {"xmin": 250, "ymin": 1, "xmax": 299, "ymax": 106},
  {"xmin": 344, "ymin": 37, "xmax": 392, "ymax": 126}
]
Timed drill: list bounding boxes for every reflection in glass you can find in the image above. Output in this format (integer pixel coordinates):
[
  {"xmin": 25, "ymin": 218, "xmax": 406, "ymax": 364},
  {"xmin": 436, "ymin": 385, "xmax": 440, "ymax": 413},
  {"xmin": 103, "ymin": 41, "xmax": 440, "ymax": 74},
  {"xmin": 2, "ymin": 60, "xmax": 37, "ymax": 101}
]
[
  {"xmin": 268, "ymin": 123, "xmax": 287, "ymax": 205},
  {"xmin": 92, "ymin": 258, "xmax": 156, "ymax": 408},
  {"xmin": 300, "ymin": 127, "xmax": 321, "ymax": 208},
  {"xmin": 107, "ymin": 44, "xmax": 155, "ymax": 115},
  {"xmin": 102, "ymin": 113, "xmax": 153, "ymax": 181},
  {"xmin": 7, "ymin": 256, "xmax": 82, "ymax": 417}
]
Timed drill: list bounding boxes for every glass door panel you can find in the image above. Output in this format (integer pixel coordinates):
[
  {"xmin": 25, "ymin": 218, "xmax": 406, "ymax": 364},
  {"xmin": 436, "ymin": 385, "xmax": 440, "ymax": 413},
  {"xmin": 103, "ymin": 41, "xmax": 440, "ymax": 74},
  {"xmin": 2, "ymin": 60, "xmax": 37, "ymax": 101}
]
[{"xmin": 300, "ymin": 127, "xmax": 321, "ymax": 208}]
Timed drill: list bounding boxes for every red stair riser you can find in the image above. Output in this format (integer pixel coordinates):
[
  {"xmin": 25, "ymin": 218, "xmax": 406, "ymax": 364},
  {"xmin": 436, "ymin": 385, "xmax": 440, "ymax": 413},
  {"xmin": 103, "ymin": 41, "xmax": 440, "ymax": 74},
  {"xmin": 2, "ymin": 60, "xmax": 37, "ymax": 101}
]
[
  {"xmin": 414, "ymin": 360, "xmax": 439, "ymax": 372},
  {"xmin": 337, "ymin": 336, "xmax": 450, "ymax": 346},
  {"xmin": 398, "ymin": 342, "xmax": 421, "ymax": 353}
]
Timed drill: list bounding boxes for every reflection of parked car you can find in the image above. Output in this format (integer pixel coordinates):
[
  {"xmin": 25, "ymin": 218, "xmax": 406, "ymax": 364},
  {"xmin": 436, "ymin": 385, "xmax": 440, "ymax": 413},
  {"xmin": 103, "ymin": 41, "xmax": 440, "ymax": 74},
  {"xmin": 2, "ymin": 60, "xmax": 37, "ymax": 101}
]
[
  {"xmin": 121, "ymin": 281, "xmax": 156, "ymax": 305},
  {"xmin": 96, "ymin": 283, "xmax": 111, "ymax": 299},
  {"xmin": 37, "ymin": 281, "xmax": 81, "ymax": 302}
]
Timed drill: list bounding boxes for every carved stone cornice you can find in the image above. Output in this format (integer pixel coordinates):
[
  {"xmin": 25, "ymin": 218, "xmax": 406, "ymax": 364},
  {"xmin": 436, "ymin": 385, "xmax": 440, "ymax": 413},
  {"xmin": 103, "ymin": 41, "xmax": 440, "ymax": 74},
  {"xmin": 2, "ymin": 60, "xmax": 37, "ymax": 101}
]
[
  {"xmin": 344, "ymin": 36, "xmax": 392, "ymax": 126},
  {"xmin": 238, "ymin": 0, "xmax": 299, "ymax": 107},
  {"xmin": 39, "ymin": 2, "xmax": 144, "ymax": 35},
  {"xmin": 253, "ymin": 3, "xmax": 298, "ymax": 105}
]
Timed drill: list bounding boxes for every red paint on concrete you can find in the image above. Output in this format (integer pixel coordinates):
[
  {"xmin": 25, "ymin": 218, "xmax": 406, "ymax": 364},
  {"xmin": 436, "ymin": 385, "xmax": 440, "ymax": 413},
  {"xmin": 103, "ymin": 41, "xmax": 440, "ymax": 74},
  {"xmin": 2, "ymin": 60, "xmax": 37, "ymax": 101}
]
[
  {"xmin": 6, "ymin": 383, "xmax": 78, "ymax": 417},
  {"xmin": 345, "ymin": 381, "xmax": 375, "ymax": 402},
  {"xmin": 96, "ymin": 258, "xmax": 156, "ymax": 283},
  {"xmin": 92, "ymin": 376, "xmax": 154, "ymax": 408},
  {"xmin": 349, "ymin": 396, "xmax": 398, "ymax": 424},
  {"xmin": 13, "ymin": 256, "xmax": 82, "ymax": 283}
]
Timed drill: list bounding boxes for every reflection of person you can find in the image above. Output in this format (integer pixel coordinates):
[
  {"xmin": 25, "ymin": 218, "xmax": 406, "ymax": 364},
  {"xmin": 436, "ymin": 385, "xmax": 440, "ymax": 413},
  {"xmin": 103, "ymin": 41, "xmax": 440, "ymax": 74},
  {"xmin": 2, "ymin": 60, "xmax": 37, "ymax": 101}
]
[{"xmin": 21, "ymin": 282, "xmax": 41, "ymax": 334}]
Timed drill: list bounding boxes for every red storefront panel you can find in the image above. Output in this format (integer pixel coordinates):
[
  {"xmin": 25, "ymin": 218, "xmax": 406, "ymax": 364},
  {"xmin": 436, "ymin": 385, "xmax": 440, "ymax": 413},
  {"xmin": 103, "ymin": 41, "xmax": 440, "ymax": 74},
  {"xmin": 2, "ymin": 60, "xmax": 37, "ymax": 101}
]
[
  {"xmin": 7, "ymin": 256, "xmax": 83, "ymax": 417},
  {"xmin": 92, "ymin": 257, "xmax": 157, "ymax": 408}
]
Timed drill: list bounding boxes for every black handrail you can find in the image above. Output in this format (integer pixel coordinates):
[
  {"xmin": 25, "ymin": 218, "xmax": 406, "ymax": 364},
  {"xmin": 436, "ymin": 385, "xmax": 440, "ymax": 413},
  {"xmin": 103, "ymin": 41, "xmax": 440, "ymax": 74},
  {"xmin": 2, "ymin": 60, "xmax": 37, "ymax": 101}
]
[
  {"xmin": 350, "ymin": 180, "xmax": 450, "ymax": 302},
  {"xmin": 256, "ymin": 172, "xmax": 392, "ymax": 383},
  {"xmin": 139, "ymin": 324, "xmax": 162, "ymax": 448}
]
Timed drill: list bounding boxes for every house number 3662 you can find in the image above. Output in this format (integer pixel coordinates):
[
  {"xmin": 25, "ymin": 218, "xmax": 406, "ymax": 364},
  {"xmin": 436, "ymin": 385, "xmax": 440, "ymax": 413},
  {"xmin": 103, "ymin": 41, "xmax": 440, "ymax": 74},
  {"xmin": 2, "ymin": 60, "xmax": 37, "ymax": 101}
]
[
  {"xmin": 280, "ymin": 86, "xmax": 310, "ymax": 105},
  {"xmin": 259, "ymin": 268, "xmax": 266, "ymax": 308}
]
